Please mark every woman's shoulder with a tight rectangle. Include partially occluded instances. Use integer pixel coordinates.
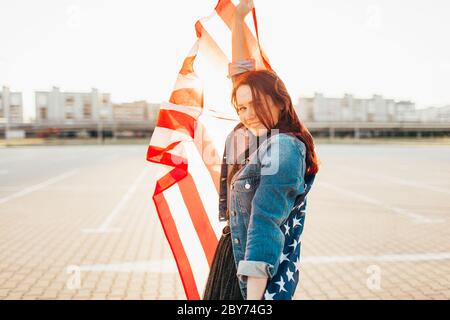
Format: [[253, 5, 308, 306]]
[[257, 133, 306, 177], [267, 133, 306, 156]]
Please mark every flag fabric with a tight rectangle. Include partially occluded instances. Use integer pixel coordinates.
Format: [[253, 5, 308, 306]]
[[263, 174, 315, 300], [146, 0, 272, 300]]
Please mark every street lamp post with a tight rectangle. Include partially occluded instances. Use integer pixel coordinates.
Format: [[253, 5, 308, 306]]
[[4, 103, 10, 147], [5, 117, 9, 147], [0, 118, 7, 146], [97, 109, 108, 144], [97, 116, 102, 144]]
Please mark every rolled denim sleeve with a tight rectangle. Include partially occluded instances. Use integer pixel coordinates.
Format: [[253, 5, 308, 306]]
[[228, 58, 256, 83], [237, 135, 306, 281]]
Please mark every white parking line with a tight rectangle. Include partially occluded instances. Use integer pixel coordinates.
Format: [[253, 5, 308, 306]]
[[302, 252, 450, 264], [75, 259, 178, 273], [339, 166, 450, 195], [0, 169, 79, 205], [102, 154, 119, 162], [319, 181, 445, 224], [48, 155, 79, 163], [81, 167, 149, 234], [68, 252, 450, 275]]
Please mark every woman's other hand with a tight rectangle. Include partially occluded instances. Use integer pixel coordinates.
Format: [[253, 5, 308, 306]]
[[235, 0, 254, 20], [247, 276, 268, 300]]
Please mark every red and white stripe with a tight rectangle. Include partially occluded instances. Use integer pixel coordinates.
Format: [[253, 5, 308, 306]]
[[146, 0, 272, 300]]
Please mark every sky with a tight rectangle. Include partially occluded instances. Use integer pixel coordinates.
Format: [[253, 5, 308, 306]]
[[1, 0, 449, 121]]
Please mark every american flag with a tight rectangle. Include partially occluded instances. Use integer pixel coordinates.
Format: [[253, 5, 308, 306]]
[[263, 174, 315, 300], [146, 0, 272, 300]]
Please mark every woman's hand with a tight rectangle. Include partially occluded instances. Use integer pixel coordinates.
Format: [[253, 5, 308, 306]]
[[247, 276, 268, 300], [232, 0, 252, 62], [235, 0, 254, 20]]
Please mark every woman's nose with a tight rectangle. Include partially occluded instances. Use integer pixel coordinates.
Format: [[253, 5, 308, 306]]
[[245, 105, 256, 119]]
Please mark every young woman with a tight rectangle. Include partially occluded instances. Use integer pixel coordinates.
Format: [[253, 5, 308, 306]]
[[203, 0, 319, 300]]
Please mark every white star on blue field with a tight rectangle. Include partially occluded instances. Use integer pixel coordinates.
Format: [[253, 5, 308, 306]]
[[263, 205, 307, 299]]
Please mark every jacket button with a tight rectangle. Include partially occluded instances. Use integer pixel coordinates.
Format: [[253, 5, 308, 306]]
[[244, 183, 251, 190], [234, 238, 240, 245]]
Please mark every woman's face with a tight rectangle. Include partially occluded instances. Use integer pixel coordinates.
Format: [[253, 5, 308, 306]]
[[235, 84, 280, 136]]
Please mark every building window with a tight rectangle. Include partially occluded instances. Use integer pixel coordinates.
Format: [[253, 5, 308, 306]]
[[40, 108, 47, 120], [10, 105, 20, 112], [65, 96, 75, 105], [83, 103, 92, 119]]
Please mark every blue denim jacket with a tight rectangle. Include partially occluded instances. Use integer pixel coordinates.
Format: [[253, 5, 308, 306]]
[[222, 59, 316, 299], [226, 131, 315, 300]]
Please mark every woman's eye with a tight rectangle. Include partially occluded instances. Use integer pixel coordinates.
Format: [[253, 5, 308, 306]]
[[238, 107, 246, 112]]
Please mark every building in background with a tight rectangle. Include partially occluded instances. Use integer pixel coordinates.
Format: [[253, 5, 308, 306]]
[[35, 87, 113, 124], [417, 105, 450, 123], [113, 101, 159, 121], [296, 93, 417, 123], [0, 86, 24, 124], [147, 103, 160, 128], [113, 100, 149, 122], [394, 100, 419, 122], [112, 101, 160, 127]]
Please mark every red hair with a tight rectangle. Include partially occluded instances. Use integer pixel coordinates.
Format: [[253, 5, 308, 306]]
[[231, 70, 319, 177]]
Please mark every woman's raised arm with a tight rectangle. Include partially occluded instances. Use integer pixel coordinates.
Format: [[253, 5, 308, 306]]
[[232, 0, 254, 62]]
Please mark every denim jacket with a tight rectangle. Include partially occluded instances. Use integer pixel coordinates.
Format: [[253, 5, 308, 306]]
[[221, 59, 316, 299], [223, 130, 315, 300]]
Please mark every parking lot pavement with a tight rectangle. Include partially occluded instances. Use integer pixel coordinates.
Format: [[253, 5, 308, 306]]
[[0, 144, 449, 300]]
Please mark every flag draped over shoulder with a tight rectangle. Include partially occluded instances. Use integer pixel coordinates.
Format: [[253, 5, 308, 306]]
[[146, 0, 272, 300]]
